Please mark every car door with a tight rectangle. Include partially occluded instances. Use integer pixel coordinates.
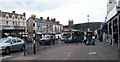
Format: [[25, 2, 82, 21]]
[[10, 38, 17, 51], [16, 38, 23, 50]]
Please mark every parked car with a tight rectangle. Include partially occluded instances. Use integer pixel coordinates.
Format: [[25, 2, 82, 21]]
[[0, 37, 25, 54], [39, 35, 56, 45]]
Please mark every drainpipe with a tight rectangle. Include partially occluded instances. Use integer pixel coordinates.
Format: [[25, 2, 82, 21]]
[[117, 14, 120, 50], [111, 20, 114, 47]]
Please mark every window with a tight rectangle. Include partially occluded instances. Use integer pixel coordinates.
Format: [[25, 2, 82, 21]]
[[33, 23, 35, 27], [15, 22, 17, 26], [22, 16, 25, 21], [11, 39, 17, 43], [23, 22, 24, 26], [17, 15, 20, 20], [13, 22, 14, 25], [6, 21, 8, 25], [16, 39, 22, 42], [5, 14, 9, 19], [12, 15, 15, 20], [18, 22, 20, 26], [5, 39, 11, 43]]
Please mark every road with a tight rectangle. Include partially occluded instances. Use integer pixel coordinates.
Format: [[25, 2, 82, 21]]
[[1, 41, 118, 61], [1, 40, 64, 60]]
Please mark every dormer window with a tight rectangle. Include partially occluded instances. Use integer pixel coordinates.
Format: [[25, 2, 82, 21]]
[[22, 16, 26, 21], [109, 0, 113, 4], [5, 14, 9, 19], [17, 15, 20, 20], [12, 15, 15, 20]]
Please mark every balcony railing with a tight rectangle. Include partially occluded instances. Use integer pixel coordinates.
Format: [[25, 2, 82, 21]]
[[2, 25, 26, 30]]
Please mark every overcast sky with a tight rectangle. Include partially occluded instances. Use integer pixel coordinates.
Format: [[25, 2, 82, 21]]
[[0, 0, 108, 25]]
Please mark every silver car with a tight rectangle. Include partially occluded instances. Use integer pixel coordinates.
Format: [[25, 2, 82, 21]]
[[0, 37, 25, 54]]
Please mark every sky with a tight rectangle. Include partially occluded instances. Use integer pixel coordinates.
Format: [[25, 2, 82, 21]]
[[0, 0, 108, 25]]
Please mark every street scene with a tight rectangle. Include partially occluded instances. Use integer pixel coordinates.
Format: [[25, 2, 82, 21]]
[[0, 0, 120, 62]]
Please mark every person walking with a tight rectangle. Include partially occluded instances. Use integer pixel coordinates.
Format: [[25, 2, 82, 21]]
[[103, 33, 106, 43], [91, 35, 95, 45], [83, 35, 87, 45], [86, 34, 92, 45], [106, 34, 111, 45]]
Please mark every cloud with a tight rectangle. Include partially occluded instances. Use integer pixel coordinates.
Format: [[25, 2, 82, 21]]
[[0, 0, 107, 25]]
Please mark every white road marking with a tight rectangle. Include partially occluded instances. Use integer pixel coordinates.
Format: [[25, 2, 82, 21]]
[[89, 52, 96, 55], [64, 53, 73, 60], [0, 56, 12, 60]]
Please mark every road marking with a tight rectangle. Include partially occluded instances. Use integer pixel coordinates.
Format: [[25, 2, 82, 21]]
[[89, 52, 96, 55], [0, 56, 12, 60], [64, 53, 72, 60]]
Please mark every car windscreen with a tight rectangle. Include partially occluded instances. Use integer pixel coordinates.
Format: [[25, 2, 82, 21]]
[[43, 36, 49, 38], [62, 32, 71, 38], [0, 38, 11, 43]]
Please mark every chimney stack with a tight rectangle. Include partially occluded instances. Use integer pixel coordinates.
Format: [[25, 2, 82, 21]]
[[40, 17, 43, 20], [12, 11, 15, 15], [56, 21, 59, 24], [23, 13, 26, 16]]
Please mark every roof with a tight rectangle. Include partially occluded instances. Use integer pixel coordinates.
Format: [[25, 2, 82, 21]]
[[0, 11, 24, 18], [35, 18, 40, 22], [73, 22, 103, 31]]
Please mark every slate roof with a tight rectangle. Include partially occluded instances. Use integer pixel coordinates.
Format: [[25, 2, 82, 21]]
[[0, 10, 24, 18], [73, 22, 103, 31]]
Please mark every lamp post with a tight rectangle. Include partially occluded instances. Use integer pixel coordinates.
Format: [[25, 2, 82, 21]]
[[87, 15, 89, 28], [87, 15, 89, 23], [31, 14, 36, 54]]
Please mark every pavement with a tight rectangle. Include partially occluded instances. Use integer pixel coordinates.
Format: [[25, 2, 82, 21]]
[[2, 41, 119, 60]]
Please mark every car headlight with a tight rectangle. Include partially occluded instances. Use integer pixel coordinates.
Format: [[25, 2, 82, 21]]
[[0, 46, 5, 49], [0, 46, 3, 49]]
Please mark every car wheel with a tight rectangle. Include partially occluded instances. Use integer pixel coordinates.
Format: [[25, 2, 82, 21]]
[[5, 47, 10, 54]]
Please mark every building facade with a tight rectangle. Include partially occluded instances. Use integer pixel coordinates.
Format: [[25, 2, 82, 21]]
[[106, 0, 120, 50], [0, 10, 27, 38], [26, 17, 63, 38]]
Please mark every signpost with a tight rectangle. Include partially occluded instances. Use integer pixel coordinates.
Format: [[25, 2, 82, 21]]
[[31, 14, 36, 54]]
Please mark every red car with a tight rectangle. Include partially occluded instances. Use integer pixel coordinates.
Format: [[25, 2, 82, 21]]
[[39, 35, 56, 45]]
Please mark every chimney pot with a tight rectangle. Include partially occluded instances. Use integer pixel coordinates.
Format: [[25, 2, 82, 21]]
[[23, 13, 26, 16], [12, 11, 15, 15]]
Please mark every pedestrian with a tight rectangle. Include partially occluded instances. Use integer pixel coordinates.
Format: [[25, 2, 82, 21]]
[[91, 35, 95, 45], [103, 33, 106, 43], [106, 34, 111, 45], [83, 35, 87, 45], [86, 34, 92, 45]]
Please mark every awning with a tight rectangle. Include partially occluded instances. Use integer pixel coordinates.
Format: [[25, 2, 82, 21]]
[[106, 6, 117, 22]]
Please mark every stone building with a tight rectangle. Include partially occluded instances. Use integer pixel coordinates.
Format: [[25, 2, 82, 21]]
[[105, 0, 120, 50], [0, 10, 27, 38], [26, 17, 63, 38]]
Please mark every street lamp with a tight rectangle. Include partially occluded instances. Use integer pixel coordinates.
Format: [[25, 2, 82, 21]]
[[31, 14, 36, 54], [87, 15, 89, 23], [87, 15, 90, 31]]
